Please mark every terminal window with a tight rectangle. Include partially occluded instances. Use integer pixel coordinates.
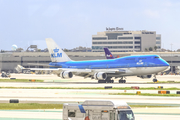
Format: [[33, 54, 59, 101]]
[[92, 37, 107, 40], [135, 41, 141, 44], [156, 41, 161, 44], [156, 37, 161, 40], [106, 33, 123, 40], [135, 37, 141, 39], [118, 37, 133, 39]]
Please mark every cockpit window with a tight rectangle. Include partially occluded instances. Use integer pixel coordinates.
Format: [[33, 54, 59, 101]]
[[118, 111, 134, 120], [155, 57, 159, 58]]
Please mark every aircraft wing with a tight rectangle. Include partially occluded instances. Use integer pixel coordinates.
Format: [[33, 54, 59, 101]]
[[29, 68, 126, 74], [27, 63, 59, 67]]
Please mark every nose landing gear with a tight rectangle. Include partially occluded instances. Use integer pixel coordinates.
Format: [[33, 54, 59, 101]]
[[153, 74, 158, 82]]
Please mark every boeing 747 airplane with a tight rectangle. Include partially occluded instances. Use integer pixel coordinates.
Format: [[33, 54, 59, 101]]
[[21, 38, 169, 83]]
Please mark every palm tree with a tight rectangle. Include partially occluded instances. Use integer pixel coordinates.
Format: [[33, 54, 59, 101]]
[[149, 47, 153, 51], [145, 48, 148, 52], [154, 46, 157, 51]]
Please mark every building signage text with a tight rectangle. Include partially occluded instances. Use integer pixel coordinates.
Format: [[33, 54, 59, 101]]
[[106, 27, 123, 31], [142, 32, 154, 34]]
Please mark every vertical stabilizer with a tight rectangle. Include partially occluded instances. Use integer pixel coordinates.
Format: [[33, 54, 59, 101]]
[[45, 38, 72, 62], [104, 48, 115, 59]]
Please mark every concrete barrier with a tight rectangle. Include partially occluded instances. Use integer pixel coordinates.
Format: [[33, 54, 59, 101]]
[[9, 99, 19, 103], [29, 79, 36, 82], [158, 91, 166, 94], [158, 91, 170, 94], [131, 86, 140, 89], [104, 86, 112, 89], [136, 91, 141, 95], [158, 86, 163, 89], [166, 91, 170, 94]]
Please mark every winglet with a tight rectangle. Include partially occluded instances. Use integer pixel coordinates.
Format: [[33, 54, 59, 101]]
[[104, 48, 115, 59]]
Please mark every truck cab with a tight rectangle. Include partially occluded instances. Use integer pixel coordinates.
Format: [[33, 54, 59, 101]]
[[63, 100, 135, 120]]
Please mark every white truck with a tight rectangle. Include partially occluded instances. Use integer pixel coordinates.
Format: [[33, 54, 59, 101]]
[[63, 100, 135, 120]]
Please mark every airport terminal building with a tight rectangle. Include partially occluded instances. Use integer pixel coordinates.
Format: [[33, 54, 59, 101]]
[[92, 28, 161, 52]]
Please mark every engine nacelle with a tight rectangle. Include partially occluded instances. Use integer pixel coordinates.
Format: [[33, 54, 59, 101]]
[[138, 75, 152, 79], [94, 72, 107, 80], [59, 71, 73, 79]]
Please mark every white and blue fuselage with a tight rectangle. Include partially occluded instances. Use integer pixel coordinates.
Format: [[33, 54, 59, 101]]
[[49, 55, 169, 77]]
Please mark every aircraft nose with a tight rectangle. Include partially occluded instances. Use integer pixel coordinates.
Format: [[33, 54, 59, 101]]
[[161, 59, 169, 66]]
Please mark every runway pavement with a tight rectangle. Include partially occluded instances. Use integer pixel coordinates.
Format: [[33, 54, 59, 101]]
[[0, 82, 180, 88], [1, 74, 180, 88], [2, 74, 180, 83], [0, 108, 180, 120], [0, 89, 180, 105], [0, 74, 180, 119]]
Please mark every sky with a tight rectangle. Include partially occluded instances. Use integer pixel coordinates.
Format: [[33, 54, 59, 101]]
[[0, 0, 180, 50]]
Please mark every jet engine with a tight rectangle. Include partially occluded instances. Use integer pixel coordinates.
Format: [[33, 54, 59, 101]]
[[59, 71, 73, 79], [94, 72, 107, 80], [138, 75, 152, 79]]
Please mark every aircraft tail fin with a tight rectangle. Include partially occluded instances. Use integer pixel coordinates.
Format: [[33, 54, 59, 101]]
[[45, 38, 72, 62], [104, 48, 115, 59]]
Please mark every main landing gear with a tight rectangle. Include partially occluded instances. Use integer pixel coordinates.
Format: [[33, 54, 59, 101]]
[[153, 74, 158, 82], [98, 77, 114, 83], [119, 77, 126, 83]]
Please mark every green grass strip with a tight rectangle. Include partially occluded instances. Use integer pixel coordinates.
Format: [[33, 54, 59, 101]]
[[0, 86, 180, 90], [0, 103, 63, 110], [0, 79, 44, 82], [148, 81, 180, 83], [109, 93, 180, 97], [0, 103, 177, 110]]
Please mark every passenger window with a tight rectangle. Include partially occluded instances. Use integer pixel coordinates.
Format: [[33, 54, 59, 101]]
[[68, 112, 75, 117]]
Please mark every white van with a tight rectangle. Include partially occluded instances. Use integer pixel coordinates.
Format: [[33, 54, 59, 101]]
[[63, 100, 135, 120]]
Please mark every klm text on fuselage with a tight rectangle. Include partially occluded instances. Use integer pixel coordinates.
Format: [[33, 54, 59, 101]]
[[51, 53, 62, 58]]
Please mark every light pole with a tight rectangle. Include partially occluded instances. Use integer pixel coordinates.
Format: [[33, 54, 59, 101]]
[[170, 43, 173, 73]]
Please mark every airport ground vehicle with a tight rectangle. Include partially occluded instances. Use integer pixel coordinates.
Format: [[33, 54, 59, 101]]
[[1, 71, 10, 78], [63, 100, 134, 120]]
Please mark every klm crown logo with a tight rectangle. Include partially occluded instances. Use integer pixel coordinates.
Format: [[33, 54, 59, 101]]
[[51, 48, 62, 58], [53, 48, 59, 53]]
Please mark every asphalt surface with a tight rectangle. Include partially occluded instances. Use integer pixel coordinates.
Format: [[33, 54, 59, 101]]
[[0, 108, 180, 120], [0, 74, 180, 119], [0, 89, 180, 104]]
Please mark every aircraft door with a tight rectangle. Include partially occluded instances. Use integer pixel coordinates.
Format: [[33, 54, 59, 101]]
[[110, 111, 115, 120], [102, 111, 109, 120], [135, 57, 138, 62], [91, 110, 101, 120], [107, 64, 109, 68]]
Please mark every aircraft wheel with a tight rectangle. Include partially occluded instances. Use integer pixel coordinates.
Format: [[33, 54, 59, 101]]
[[99, 80, 106, 83], [98, 80, 103, 83], [111, 80, 114, 83], [119, 80, 123, 83], [106, 80, 111, 83], [119, 80, 126, 83]]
